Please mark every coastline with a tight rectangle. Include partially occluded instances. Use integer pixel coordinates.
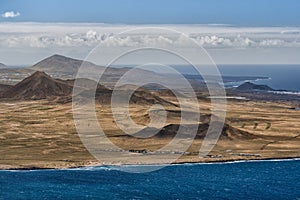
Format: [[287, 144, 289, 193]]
[[2, 156, 300, 171]]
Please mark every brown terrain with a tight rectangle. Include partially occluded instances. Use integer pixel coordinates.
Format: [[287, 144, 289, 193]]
[[0, 55, 299, 170], [0, 71, 73, 100]]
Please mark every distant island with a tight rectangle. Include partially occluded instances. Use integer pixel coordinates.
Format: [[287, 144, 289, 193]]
[[235, 82, 274, 91]]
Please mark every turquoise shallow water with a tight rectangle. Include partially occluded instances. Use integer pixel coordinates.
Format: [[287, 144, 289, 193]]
[[0, 159, 299, 199]]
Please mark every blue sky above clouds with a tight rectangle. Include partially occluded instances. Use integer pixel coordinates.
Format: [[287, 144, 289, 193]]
[[1, 0, 300, 26]]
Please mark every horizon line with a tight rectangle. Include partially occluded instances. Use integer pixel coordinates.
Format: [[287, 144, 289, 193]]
[[1, 22, 300, 28]]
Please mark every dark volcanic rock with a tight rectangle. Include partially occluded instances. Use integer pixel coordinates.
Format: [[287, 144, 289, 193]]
[[236, 82, 273, 91], [0, 71, 73, 100], [80, 87, 177, 106], [0, 84, 11, 92], [134, 122, 254, 140], [0, 70, 178, 108]]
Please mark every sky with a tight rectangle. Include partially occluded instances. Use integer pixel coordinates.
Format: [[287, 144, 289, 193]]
[[0, 0, 300, 65], [1, 0, 300, 26]]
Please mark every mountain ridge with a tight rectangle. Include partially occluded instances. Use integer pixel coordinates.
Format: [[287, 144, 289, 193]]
[[0, 71, 177, 107]]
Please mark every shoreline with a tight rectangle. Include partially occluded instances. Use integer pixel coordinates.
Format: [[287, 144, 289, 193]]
[[2, 156, 300, 171]]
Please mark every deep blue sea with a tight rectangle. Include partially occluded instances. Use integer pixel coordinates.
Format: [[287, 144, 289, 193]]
[[218, 65, 300, 92], [171, 65, 300, 92], [1, 160, 299, 200]]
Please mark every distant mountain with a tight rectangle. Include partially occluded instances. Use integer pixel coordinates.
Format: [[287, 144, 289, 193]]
[[236, 82, 273, 91], [0, 71, 73, 100], [28, 54, 156, 77], [30, 54, 100, 74], [0, 63, 7, 68], [28, 55, 163, 88]]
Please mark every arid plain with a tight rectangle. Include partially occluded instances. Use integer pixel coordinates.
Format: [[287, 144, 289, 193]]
[[0, 92, 300, 169]]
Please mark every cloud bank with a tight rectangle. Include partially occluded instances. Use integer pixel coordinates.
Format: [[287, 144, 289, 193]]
[[0, 23, 299, 65], [0, 23, 299, 49], [1, 11, 20, 18]]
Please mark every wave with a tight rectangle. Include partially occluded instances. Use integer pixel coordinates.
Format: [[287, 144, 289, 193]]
[[207, 96, 247, 100], [193, 157, 300, 165], [60, 157, 300, 170], [3, 158, 300, 172], [268, 91, 300, 95], [223, 77, 271, 88]]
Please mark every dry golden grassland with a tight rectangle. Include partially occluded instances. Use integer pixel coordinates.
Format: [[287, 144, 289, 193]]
[[0, 98, 300, 169]]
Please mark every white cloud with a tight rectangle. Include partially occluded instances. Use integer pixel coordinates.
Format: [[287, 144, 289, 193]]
[[1, 30, 299, 49], [0, 23, 300, 65], [0, 23, 299, 49], [1, 11, 20, 18]]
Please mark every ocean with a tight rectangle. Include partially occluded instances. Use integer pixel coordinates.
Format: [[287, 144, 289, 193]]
[[171, 65, 300, 92], [1, 160, 299, 199], [218, 65, 300, 92]]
